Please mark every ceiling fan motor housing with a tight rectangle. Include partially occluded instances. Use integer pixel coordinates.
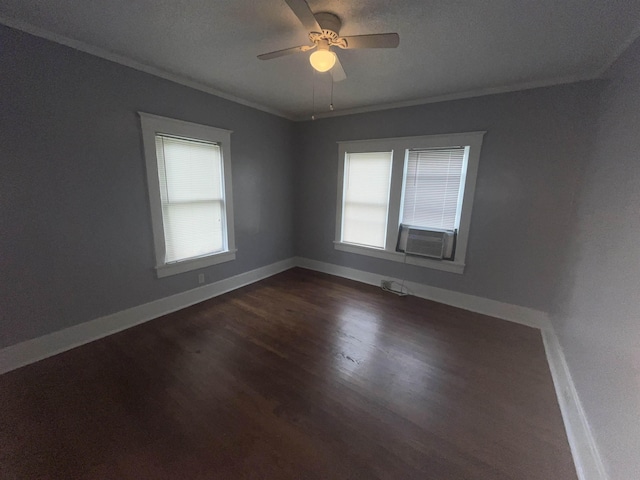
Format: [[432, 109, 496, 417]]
[[315, 12, 341, 35], [309, 12, 347, 48]]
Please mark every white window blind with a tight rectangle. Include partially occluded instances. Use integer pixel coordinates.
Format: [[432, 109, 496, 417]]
[[342, 151, 393, 248], [155, 135, 226, 263], [402, 148, 466, 230]]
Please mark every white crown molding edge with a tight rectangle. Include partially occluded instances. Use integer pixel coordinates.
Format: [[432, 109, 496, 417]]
[[595, 21, 640, 77], [302, 73, 596, 121], [0, 15, 294, 120], [542, 328, 609, 480], [309, 22, 640, 121], [294, 257, 551, 330], [1, 15, 614, 123], [0, 257, 296, 375]]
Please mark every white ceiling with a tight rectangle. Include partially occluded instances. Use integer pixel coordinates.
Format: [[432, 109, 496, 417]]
[[2, 0, 640, 119]]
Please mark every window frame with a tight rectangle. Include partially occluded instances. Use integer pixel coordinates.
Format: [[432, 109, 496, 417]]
[[139, 112, 236, 278], [334, 131, 485, 274]]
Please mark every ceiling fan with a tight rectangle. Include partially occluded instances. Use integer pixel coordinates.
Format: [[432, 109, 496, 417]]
[[258, 0, 400, 82]]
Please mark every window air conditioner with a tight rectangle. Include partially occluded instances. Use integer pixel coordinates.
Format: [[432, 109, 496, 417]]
[[396, 225, 456, 260]]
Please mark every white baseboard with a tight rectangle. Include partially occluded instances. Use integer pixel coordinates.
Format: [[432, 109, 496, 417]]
[[296, 257, 606, 478], [542, 329, 608, 480], [295, 257, 550, 330], [0, 258, 296, 375], [0, 254, 602, 480], [0, 256, 550, 375]]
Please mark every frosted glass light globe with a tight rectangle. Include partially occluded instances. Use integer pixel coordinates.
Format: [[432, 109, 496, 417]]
[[309, 50, 336, 72]]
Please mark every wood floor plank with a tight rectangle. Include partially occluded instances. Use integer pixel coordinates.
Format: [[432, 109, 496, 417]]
[[0, 268, 577, 479]]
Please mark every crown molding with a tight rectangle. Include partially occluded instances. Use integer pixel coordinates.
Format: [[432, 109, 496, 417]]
[[595, 21, 640, 77], [3, 14, 635, 123], [300, 72, 597, 121], [0, 15, 295, 120]]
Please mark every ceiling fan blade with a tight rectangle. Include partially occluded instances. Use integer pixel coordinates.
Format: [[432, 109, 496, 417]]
[[341, 33, 400, 49], [331, 54, 347, 82], [258, 45, 315, 60], [285, 0, 321, 32]]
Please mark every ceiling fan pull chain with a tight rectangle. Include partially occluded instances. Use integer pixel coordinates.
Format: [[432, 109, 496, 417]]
[[330, 74, 334, 111], [311, 69, 316, 120]]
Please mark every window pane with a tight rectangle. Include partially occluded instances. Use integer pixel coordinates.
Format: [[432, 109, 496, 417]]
[[342, 152, 392, 248], [156, 136, 222, 203], [402, 148, 465, 230], [155, 135, 226, 263], [163, 201, 224, 262]]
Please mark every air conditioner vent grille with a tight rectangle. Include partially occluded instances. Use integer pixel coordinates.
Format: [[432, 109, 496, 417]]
[[406, 230, 446, 258], [397, 225, 456, 260]]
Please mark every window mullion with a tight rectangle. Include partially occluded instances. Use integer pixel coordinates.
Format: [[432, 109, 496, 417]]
[[385, 148, 406, 251]]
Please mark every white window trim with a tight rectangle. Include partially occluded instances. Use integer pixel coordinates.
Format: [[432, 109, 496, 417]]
[[335, 131, 485, 274], [139, 112, 236, 278]]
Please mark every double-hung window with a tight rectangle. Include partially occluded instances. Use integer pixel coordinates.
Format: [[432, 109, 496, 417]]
[[335, 132, 484, 274], [139, 113, 236, 278], [342, 151, 393, 248]]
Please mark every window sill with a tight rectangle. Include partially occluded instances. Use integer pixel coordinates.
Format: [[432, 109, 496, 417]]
[[155, 249, 237, 278], [333, 242, 465, 274]]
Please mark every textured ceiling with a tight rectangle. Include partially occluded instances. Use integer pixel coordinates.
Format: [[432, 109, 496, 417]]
[[2, 0, 640, 119]]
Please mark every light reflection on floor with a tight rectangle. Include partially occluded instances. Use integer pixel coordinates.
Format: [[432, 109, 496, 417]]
[[332, 304, 381, 377], [332, 303, 443, 396]]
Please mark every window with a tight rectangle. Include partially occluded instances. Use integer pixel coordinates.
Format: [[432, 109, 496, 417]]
[[402, 148, 466, 230], [139, 113, 236, 278], [342, 152, 393, 248], [335, 132, 484, 274]]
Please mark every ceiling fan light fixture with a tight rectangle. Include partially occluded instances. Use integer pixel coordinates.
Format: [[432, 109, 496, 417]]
[[309, 49, 336, 72]]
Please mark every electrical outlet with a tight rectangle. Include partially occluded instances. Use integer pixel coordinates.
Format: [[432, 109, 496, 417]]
[[198, 273, 205, 284]]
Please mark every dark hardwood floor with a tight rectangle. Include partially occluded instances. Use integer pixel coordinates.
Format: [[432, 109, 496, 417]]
[[0, 268, 576, 479]]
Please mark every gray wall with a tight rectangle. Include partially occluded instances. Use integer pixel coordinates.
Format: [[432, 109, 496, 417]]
[[294, 83, 599, 311], [550, 38, 640, 478], [0, 25, 295, 348]]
